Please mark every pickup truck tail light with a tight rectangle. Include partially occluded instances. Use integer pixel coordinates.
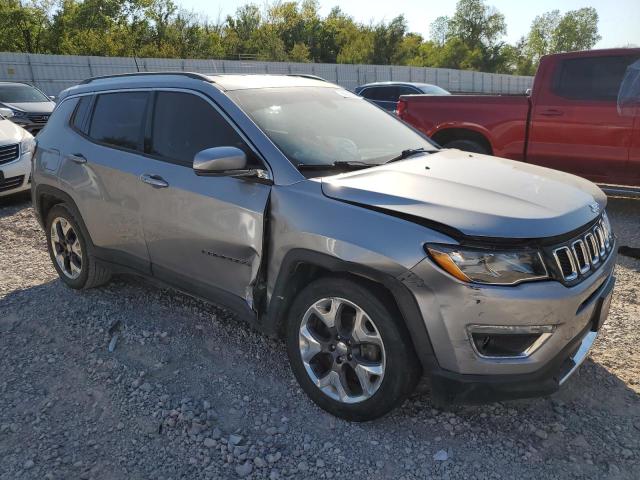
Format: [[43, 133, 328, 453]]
[[396, 99, 407, 117]]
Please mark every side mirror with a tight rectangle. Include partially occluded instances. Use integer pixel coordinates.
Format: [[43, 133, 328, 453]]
[[49, 95, 56, 101], [0, 107, 14, 118], [193, 147, 248, 175]]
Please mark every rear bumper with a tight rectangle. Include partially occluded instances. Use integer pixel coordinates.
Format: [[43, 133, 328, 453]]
[[429, 274, 614, 405]]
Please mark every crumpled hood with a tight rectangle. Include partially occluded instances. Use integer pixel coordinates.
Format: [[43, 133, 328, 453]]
[[0, 101, 55, 114], [321, 150, 606, 239]]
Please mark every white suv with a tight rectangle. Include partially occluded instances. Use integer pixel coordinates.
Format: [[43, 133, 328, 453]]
[[0, 108, 36, 197]]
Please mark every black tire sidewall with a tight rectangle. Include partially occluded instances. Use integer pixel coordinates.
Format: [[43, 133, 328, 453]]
[[286, 277, 419, 421], [45, 204, 90, 289]]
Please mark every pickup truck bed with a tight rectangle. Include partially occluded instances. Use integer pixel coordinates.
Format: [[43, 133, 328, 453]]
[[398, 48, 640, 188], [398, 95, 530, 161]]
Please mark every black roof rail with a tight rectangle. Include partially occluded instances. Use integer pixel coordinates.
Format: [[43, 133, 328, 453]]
[[80, 71, 212, 85]]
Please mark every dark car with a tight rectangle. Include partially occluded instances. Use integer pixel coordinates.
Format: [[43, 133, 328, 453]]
[[355, 82, 450, 111], [0, 82, 56, 135]]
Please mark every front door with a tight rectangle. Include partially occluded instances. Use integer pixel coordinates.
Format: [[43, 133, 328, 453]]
[[138, 90, 271, 311], [527, 54, 640, 185]]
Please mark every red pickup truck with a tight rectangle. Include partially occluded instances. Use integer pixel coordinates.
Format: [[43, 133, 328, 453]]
[[397, 49, 640, 190]]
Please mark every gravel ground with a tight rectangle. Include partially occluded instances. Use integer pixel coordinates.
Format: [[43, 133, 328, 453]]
[[1, 193, 639, 480]]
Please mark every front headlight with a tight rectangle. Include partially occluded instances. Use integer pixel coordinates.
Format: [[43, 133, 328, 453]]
[[11, 109, 27, 118], [426, 244, 548, 285], [20, 135, 36, 156]]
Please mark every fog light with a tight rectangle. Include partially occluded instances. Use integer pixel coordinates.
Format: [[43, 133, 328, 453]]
[[467, 325, 554, 359]]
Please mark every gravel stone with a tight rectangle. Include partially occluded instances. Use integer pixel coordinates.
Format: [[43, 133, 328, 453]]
[[235, 461, 253, 477], [1, 196, 639, 479]]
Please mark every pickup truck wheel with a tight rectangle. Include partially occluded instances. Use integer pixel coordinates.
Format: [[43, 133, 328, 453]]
[[286, 277, 420, 421], [45, 204, 111, 290], [443, 139, 488, 154]]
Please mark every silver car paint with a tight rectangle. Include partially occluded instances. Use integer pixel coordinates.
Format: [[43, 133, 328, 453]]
[[405, 247, 616, 375], [33, 74, 615, 381], [321, 150, 607, 239]]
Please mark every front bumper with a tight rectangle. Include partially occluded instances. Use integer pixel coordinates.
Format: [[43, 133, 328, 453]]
[[428, 274, 614, 405], [0, 152, 31, 197], [402, 236, 616, 404]]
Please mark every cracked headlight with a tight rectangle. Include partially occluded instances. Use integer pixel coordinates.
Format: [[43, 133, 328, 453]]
[[426, 244, 548, 285]]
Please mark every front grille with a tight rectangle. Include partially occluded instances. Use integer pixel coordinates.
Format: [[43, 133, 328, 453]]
[[0, 143, 19, 165], [27, 114, 49, 123], [0, 175, 25, 192], [550, 214, 614, 284]]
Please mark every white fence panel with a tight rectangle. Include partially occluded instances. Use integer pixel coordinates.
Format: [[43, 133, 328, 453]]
[[0, 52, 533, 95]]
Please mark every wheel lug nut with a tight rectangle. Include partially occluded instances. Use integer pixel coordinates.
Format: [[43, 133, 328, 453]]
[[347, 354, 352, 361], [330, 345, 335, 351], [336, 356, 343, 364]]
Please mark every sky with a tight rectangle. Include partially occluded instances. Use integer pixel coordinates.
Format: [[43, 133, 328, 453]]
[[176, 0, 639, 49]]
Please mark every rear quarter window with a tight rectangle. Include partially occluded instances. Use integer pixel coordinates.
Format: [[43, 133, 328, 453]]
[[70, 96, 92, 133], [553, 55, 640, 101], [88, 92, 149, 151]]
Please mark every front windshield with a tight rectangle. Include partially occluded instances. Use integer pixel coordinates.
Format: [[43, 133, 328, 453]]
[[0, 84, 49, 103], [228, 86, 437, 168]]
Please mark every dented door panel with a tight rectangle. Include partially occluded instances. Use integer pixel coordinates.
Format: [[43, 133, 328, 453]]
[[139, 160, 270, 305]]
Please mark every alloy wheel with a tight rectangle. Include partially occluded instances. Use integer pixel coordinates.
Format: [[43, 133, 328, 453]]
[[298, 297, 386, 404], [50, 217, 83, 279]]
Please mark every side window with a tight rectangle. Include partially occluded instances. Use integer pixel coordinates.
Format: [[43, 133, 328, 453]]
[[362, 86, 399, 101], [70, 96, 91, 133], [360, 88, 377, 100], [553, 55, 640, 101], [398, 86, 420, 96], [88, 92, 148, 151], [148, 91, 254, 167]]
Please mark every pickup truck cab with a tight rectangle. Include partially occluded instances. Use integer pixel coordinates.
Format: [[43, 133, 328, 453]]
[[397, 49, 640, 190]]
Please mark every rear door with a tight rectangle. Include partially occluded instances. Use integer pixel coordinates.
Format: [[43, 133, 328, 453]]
[[138, 90, 271, 310], [527, 54, 640, 185], [58, 91, 151, 272]]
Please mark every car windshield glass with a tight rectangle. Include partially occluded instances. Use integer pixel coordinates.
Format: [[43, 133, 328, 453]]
[[0, 84, 49, 103], [420, 85, 450, 95], [228, 87, 437, 168]]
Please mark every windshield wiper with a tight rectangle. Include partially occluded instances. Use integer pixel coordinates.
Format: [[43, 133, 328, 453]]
[[385, 147, 432, 164], [297, 160, 381, 170]]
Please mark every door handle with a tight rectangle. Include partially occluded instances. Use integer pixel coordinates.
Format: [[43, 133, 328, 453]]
[[540, 109, 564, 117], [140, 173, 169, 188], [66, 153, 86, 164]]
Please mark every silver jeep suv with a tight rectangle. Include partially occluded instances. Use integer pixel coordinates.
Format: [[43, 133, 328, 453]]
[[32, 73, 616, 421]]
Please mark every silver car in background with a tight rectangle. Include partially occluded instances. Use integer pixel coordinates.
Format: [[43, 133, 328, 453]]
[[31, 73, 616, 420], [0, 82, 56, 135]]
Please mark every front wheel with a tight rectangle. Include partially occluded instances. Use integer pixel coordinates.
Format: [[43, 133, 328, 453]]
[[286, 277, 420, 421]]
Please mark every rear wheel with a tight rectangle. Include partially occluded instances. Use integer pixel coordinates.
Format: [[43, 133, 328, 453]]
[[443, 139, 488, 154], [45, 204, 111, 289], [286, 277, 420, 421]]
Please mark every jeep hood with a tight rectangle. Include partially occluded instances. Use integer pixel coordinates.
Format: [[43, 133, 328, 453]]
[[320, 150, 606, 239]]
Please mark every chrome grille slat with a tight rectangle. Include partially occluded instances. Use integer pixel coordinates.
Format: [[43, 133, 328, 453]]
[[552, 215, 613, 283], [0, 143, 19, 165], [571, 240, 590, 274]]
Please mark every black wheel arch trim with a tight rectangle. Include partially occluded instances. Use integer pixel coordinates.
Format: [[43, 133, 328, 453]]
[[263, 248, 440, 373]]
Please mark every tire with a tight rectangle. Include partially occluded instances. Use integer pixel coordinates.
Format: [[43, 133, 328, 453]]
[[45, 204, 111, 290], [443, 139, 488, 154], [286, 276, 420, 421]]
